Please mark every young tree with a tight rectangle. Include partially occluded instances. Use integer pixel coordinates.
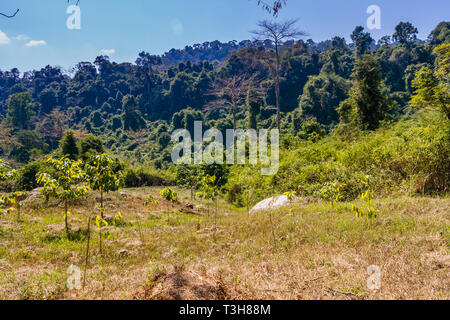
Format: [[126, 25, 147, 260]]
[[175, 164, 202, 200], [60, 130, 79, 160], [37, 157, 90, 235], [7, 92, 36, 130], [85, 153, 124, 217], [252, 19, 305, 131], [197, 175, 220, 242], [0, 160, 17, 216]]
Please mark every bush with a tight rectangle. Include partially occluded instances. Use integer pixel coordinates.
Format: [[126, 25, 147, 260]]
[[124, 166, 173, 188], [16, 159, 48, 191]]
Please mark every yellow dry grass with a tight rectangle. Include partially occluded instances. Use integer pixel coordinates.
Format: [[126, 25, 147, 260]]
[[0, 187, 448, 300]]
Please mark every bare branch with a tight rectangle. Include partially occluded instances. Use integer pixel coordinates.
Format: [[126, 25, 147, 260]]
[[256, 0, 287, 16], [0, 9, 19, 18]]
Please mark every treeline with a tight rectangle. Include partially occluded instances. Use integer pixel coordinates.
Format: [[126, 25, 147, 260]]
[[0, 21, 448, 188]]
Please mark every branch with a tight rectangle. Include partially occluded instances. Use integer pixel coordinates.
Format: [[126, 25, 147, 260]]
[[0, 9, 19, 18]]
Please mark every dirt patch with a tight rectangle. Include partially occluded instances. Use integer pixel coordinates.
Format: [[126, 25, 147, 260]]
[[134, 268, 227, 300]]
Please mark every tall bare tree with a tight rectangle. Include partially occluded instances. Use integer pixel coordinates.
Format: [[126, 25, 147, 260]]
[[252, 19, 305, 131], [205, 74, 260, 130]]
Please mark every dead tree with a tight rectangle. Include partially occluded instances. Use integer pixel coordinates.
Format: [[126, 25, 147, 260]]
[[252, 19, 305, 131], [204, 74, 259, 130]]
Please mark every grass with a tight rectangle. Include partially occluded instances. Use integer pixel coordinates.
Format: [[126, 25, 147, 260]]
[[0, 187, 448, 300]]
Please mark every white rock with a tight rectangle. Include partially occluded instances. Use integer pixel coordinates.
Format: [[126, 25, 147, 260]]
[[250, 195, 295, 214]]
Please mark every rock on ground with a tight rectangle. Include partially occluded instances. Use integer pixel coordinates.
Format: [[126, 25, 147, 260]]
[[250, 195, 296, 214]]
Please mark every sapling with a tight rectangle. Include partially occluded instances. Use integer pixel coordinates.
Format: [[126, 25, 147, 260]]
[[95, 215, 109, 254], [197, 176, 220, 242], [160, 187, 177, 223], [85, 153, 124, 218], [352, 176, 381, 219], [37, 157, 90, 235]]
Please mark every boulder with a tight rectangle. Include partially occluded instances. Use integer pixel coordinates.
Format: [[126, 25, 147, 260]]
[[250, 195, 296, 214]]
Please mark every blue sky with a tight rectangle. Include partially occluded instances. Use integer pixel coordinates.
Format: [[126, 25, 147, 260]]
[[0, 0, 449, 72]]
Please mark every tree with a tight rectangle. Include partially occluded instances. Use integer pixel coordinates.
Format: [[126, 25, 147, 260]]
[[428, 22, 450, 46], [85, 153, 124, 217], [37, 157, 90, 235], [135, 52, 162, 102], [351, 26, 373, 58], [0, 160, 17, 216], [252, 19, 305, 131], [197, 175, 220, 242], [299, 73, 350, 126], [175, 165, 202, 200], [80, 134, 104, 160], [411, 44, 450, 120], [122, 95, 146, 131], [338, 55, 389, 130], [205, 74, 256, 130], [7, 92, 36, 130], [393, 22, 418, 47], [60, 130, 79, 160], [246, 84, 262, 129]]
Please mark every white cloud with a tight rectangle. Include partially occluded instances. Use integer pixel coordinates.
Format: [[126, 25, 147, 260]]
[[0, 30, 10, 45], [100, 49, 115, 56], [170, 18, 184, 36], [25, 40, 47, 47], [14, 34, 30, 41]]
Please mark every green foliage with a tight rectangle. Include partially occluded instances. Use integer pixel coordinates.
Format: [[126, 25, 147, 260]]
[[124, 166, 170, 188], [37, 156, 90, 233], [85, 153, 124, 199], [7, 92, 36, 130], [143, 195, 159, 207], [299, 73, 350, 125], [298, 117, 326, 142], [411, 44, 450, 120], [351, 26, 373, 57], [160, 187, 178, 203], [60, 130, 79, 160], [122, 95, 146, 131], [16, 159, 48, 191], [284, 190, 297, 201], [319, 181, 346, 206], [79, 134, 104, 160], [393, 22, 418, 46], [0, 159, 16, 181], [338, 55, 390, 130], [351, 176, 381, 218]]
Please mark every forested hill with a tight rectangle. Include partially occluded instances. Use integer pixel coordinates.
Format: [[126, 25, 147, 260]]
[[0, 21, 448, 187], [160, 39, 273, 66]]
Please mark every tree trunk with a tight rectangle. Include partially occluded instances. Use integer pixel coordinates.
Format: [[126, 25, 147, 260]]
[[233, 104, 237, 130], [65, 200, 69, 235], [100, 189, 104, 218], [83, 216, 91, 289], [275, 41, 281, 132]]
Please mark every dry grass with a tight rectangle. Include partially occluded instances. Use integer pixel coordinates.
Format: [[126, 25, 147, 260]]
[[0, 187, 448, 300]]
